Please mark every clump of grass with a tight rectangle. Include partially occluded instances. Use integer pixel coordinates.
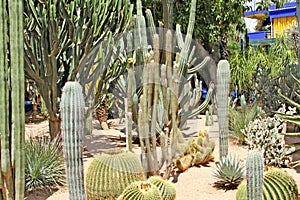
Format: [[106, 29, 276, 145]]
[[25, 136, 65, 191]]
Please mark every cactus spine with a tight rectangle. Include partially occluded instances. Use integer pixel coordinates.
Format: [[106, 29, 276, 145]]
[[0, 0, 25, 199], [85, 151, 146, 200], [246, 150, 264, 200], [217, 60, 231, 159], [60, 81, 86, 199]]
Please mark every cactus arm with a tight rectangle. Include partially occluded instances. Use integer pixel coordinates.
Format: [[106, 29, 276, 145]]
[[60, 82, 86, 199], [217, 60, 230, 159], [187, 56, 210, 74]]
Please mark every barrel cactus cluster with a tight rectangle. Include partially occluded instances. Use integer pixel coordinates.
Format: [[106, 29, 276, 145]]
[[85, 151, 146, 200], [175, 130, 215, 172], [236, 167, 298, 200], [117, 176, 176, 200]]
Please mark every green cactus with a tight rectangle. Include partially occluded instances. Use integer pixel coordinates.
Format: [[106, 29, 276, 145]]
[[148, 176, 176, 200], [217, 60, 231, 159], [60, 81, 86, 199], [246, 150, 264, 200], [236, 167, 298, 200], [117, 181, 162, 200], [85, 151, 146, 200], [0, 0, 25, 198]]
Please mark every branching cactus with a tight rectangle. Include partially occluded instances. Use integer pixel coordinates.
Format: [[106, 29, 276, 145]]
[[246, 150, 264, 200], [60, 81, 86, 199], [85, 151, 146, 200], [216, 60, 231, 159]]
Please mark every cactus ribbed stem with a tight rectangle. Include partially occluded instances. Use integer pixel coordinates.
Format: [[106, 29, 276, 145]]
[[0, 0, 25, 199], [217, 60, 230, 159], [60, 82, 86, 200], [246, 150, 264, 200]]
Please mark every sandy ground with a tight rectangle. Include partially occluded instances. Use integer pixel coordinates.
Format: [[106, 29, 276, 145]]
[[24, 116, 300, 200]]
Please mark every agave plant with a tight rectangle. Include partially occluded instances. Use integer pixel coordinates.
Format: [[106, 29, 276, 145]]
[[25, 137, 65, 191], [213, 155, 244, 190]]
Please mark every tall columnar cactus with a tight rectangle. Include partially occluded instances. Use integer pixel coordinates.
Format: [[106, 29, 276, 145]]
[[246, 150, 264, 200], [85, 151, 146, 200], [236, 167, 299, 200], [117, 181, 162, 200], [216, 60, 231, 159], [148, 176, 176, 200], [60, 81, 86, 199], [0, 0, 25, 199]]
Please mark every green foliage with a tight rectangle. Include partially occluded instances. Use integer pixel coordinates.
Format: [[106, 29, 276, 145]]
[[236, 167, 299, 200], [213, 155, 244, 190], [85, 151, 146, 200], [148, 176, 176, 200], [228, 36, 297, 91], [175, 0, 248, 46], [229, 95, 265, 144], [117, 181, 162, 200], [25, 137, 65, 191], [243, 112, 295, 167]]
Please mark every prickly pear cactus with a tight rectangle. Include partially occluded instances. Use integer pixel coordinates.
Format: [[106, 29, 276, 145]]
[[148, 176, 176, 200], [60, 81, 86, 199], [216, 60, 231, 159], [117, 181, 162, 200], [85, 151, 146, 200], [246, 150, 264, 200], [236, 167, 298, 200]]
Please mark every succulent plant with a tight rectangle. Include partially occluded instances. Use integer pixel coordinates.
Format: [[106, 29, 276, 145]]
[[175, 130, 214, 171], [216, 60, 231, 159], [85, 151, 146, 200], [148, 176, 176, 200], [213, 155, 244, 189], [246, 150, 264, 200], [243, 114, 295, 167], [117, 181, 162, 200], [236, 167, 299, 200], [60, 81, 86, 199]]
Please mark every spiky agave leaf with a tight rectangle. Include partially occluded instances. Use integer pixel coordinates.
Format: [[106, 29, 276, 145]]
[[25, 136, 65, 191], [213, 155, 244, 190]]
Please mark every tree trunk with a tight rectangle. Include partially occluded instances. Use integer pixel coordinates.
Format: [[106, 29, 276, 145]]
[[49, 116, 61, 140]]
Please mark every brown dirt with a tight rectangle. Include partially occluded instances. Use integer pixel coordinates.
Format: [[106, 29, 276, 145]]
[[24, 117, 300, 200]]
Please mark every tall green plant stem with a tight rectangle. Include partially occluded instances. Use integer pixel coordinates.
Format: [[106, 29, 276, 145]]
[[217, 60, 230, 159], [0, 0, 25, 199]]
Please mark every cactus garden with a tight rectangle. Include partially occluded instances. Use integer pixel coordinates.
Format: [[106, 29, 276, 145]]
[[2, 0, 300, 199]]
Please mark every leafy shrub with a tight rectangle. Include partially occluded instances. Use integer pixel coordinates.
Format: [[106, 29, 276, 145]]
[[229, 95, 264, 144], [25, 137, 65, 191]]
